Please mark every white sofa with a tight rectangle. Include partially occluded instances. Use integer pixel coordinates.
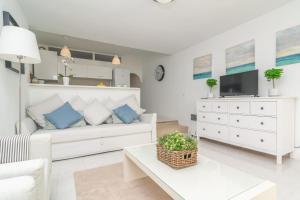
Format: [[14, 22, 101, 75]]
[[25, 113, 156, 161], [26, 84, 157, 161], [0, 134, 51, 200]]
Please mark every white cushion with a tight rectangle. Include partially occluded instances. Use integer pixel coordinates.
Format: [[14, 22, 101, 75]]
[[69, 96, 87, 112], [83, 99, 111, 125], [0, 176, 36, 200], [0, 159, 45, 200], [34, 123, 152, 144], [27, 95, 64, 128], [118, 95, 146, 115]]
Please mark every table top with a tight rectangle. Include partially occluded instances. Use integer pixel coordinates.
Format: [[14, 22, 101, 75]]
[[125, 144, 269, 200]]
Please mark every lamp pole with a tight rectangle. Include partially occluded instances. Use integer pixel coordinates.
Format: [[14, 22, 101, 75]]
[[17, 55, 24, 134]]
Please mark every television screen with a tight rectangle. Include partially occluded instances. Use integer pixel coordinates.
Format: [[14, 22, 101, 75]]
[[220, 70, 258, 97]]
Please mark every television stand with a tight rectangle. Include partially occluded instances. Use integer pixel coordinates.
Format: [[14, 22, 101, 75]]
[[197, 96, 295, 164]]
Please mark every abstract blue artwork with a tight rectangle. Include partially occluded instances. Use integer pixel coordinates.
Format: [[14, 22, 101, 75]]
[[193, 54, 212, 80], [226, 40, 255, 75], [276, 24, 300, 67]]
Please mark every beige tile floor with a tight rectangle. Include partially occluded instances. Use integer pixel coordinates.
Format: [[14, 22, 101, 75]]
[[51, 139, 300, 200]]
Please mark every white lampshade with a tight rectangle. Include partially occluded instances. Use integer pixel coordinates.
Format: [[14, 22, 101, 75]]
[[0, 26, 40, 64], [112, 55, 121, 65], [60, 46, 72, 58]]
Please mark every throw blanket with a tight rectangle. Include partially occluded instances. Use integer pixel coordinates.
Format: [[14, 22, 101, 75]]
[[0, 135, 30, 164]]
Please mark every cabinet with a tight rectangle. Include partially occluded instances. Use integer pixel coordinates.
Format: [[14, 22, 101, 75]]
[[197, 97, 295, 164], [34, 50, 58, 80], [57, 58, 113, 79]]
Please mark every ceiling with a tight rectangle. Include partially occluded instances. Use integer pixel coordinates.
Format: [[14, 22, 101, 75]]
[[18, 0, 292, 54]]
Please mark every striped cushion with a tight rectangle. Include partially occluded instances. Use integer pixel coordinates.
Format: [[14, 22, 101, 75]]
[[0, 135, 30, 164]]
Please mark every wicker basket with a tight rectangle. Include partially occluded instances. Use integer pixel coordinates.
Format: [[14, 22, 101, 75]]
[[156, 144, 197, 169]]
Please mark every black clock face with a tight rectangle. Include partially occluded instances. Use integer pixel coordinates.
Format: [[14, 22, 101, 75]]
[[155, 65, 165, 81]]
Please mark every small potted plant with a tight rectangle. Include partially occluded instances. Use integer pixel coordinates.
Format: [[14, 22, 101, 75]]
[[264, 68, 283, 96], [58, 59, 74, 85], [206, 78, 217, 98], [157, 132, 197, 169]]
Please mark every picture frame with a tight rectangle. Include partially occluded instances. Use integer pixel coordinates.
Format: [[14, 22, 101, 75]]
[[2, 11, 25, 74]]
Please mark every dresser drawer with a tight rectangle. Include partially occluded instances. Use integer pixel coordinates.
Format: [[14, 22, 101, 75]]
[[209, 113, 228, 125], [198, 112, 211, 123], [230, 115, 276, 132], [209, 124, 229, 141], [229, 102, 250, 114], [251, 101, 277, 116], [212, 102, 228, 113], [198, 102, 211, 112], [229, 115, 249, 129], [229, 128, 276, 153], [199, 123, 229, 141], [197, 122, 210, 137], [250, 116, 276, 132]]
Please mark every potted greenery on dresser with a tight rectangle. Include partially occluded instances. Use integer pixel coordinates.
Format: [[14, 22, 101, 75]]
[[206, 78, 217, 98], [157, 132, 197, 169], [264, 68, 283, 96]]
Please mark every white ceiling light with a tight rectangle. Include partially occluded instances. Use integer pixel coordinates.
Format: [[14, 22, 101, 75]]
[[153, 0, 175, 4]]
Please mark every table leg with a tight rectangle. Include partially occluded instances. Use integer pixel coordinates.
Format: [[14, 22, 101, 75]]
[[123, 154, 146, 182]]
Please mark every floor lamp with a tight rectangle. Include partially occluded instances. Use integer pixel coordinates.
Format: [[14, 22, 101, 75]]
[[0, 26, 40, 134]]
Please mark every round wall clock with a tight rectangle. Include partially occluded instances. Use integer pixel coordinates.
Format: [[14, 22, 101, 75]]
[[155, 65, 165, 81]]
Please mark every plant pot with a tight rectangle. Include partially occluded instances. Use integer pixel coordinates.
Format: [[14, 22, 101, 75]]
[[208, 91, 214, 98], [63, 77, 70, 85], [268, 88, 280, 97]]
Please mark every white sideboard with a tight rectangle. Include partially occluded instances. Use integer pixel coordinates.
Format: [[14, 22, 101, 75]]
[[197, 97, 295, 164]]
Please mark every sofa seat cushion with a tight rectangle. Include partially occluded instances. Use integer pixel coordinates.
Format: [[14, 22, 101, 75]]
[[34, 123, 152, 144]]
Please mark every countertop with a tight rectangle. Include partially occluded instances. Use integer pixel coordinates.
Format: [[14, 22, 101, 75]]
[[29, 83, 140, 90]]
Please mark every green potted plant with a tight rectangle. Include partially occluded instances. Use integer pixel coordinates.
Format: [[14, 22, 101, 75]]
[[157, 132, 197, 169], [264, 68, 283, 96], [206, 78, 217, 98]]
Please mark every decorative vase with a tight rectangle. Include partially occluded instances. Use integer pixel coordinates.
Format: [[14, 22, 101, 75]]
[[208, 88, 214, 98], [268, 88, 280, 97], [63, 77, 70, 85]]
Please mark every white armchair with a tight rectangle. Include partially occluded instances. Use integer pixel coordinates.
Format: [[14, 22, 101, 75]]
[[0, 134, 51, 200]]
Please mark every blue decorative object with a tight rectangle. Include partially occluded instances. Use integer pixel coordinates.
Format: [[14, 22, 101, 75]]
[[44, 102, 82, 129], [113, 104, 139, 124]]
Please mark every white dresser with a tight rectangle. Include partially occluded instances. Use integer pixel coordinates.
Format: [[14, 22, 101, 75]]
[[197, 97, 295, 164]]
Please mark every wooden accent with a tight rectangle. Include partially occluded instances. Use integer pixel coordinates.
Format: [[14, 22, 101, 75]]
[[157, 145, 197, 169]]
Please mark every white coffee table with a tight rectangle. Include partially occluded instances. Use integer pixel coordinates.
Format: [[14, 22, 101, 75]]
[[123, 144, 276, 200]]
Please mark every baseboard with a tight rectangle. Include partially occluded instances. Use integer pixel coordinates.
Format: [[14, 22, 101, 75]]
[[291, 148, 300, 160]]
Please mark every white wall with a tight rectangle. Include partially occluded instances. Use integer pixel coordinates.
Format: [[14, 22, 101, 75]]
[[0, 0, 29, 135], [142, 0, 300, 147]]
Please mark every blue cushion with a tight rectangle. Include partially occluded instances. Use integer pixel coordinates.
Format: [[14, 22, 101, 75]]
[[44, 102, 83, 129], [113, 104, 139, 124]]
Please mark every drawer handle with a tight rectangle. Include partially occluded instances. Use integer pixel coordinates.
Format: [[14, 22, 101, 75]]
[[217, 131, 221, 134], [260, 122, 264, 125], [202, 116, 206, 119], [260, 107, 264, 110], [202, 105, 206, 108], [218, 106, 221, 109], [218, 117, 221, 120], [260, 139, 264, 143], [236, 119, 240, 123], [236, 134, 240, 138], [236, 106, 240, 110], [203, 128, 206, 131]]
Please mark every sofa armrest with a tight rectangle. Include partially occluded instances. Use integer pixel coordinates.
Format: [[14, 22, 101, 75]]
[[0, 176, 36, 200], [30, 134, 52, 163], [140, 113, 157, 142], [16, 117, 38, 135], [0, 159, 46, 200]]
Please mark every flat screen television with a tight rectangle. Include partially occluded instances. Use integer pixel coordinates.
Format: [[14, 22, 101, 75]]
[[220, 70, 258, 97]]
